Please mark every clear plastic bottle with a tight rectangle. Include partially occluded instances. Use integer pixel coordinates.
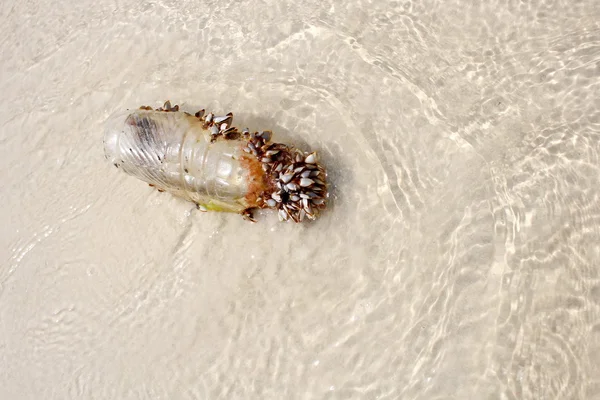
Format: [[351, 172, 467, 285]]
[[104, 102, 328, 222]]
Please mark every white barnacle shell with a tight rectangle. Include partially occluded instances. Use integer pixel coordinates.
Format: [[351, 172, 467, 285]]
[[305, 152, 318, 164], [280, 173, 294, 183], [299, 178, 314, 187]]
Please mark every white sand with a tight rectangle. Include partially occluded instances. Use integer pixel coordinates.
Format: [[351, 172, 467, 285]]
[[1, 0, 600, 398]]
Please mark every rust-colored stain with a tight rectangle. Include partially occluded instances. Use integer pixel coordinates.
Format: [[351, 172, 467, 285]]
[[239, 147, 271, 207]]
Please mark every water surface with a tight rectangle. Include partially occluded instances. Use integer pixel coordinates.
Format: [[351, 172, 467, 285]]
[[1, 0, 599, 399]]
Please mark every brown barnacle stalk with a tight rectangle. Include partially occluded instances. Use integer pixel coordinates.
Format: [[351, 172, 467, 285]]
[[104, 101, 329, 223]]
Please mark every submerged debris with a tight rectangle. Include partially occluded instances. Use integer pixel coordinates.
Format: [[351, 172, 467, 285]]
[[104, 101, 329, 223]]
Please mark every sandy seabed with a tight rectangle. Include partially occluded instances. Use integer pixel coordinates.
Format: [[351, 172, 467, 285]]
[[1, 0, 600, 399]]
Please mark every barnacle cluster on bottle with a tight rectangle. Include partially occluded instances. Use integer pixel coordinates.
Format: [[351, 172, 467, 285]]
[[243, 133, 328, 222], [104, 101, 329, 223]]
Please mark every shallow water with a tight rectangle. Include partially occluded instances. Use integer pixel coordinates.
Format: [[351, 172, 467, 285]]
[[1, 0, 600, 399]]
